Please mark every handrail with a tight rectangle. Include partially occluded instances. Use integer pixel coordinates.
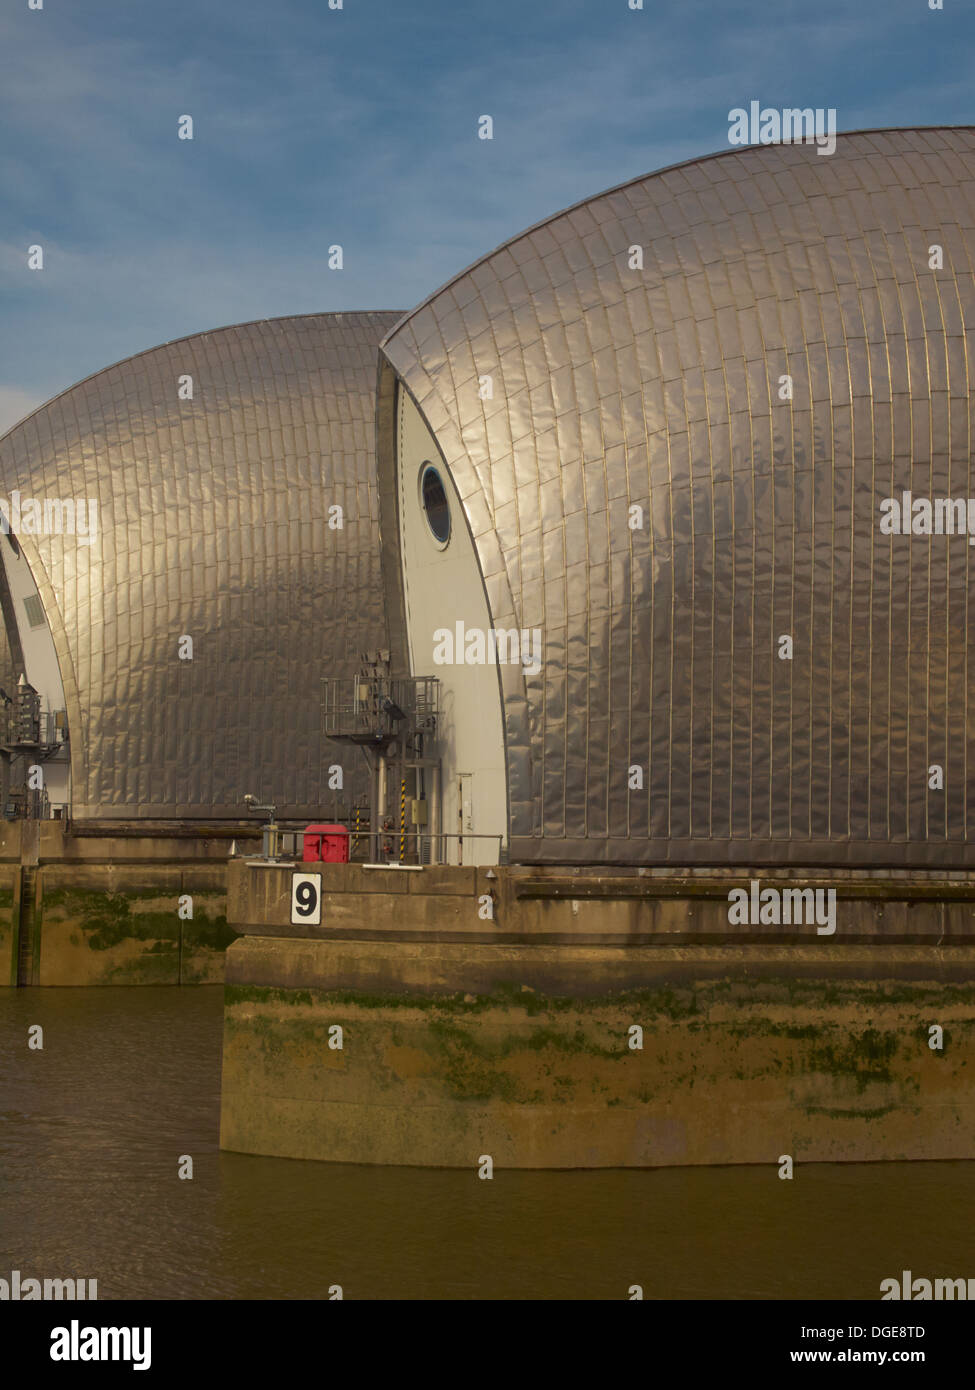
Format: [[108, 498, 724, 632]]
[[272, 827, 503, 867]]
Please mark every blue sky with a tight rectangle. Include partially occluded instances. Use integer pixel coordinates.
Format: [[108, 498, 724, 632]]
[[1, 0, 972, 433]]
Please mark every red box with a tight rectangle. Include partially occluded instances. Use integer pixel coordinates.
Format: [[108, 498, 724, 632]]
[[302, 823, 350, 863]]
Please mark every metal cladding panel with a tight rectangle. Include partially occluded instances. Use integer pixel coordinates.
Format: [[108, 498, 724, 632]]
[[381, 128, 975, 866], [0, 311, 401, 818]]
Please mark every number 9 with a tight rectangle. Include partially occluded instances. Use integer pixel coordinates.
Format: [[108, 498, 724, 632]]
[[295, 881, 317, 916]]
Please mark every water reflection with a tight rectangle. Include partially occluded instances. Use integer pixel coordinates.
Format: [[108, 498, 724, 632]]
[[1, 987, 971, 1299]]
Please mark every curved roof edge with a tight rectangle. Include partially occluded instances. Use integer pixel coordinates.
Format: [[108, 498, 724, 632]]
[[1, 307, 406, 444], [379, 124, 975, 349]]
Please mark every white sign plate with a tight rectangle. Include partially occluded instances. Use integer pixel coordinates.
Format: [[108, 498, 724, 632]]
[[291, 872, 322, 926]]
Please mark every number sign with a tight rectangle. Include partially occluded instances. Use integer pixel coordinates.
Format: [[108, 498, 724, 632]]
[[291, 872, 322, 926]]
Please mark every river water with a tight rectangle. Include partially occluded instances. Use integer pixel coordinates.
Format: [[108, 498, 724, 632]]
[[0, 986, 971, 1300]]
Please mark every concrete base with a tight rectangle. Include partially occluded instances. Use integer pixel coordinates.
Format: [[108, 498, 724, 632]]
[[0, 822, 248, 986], [37, 866, 234, 985], [220, 934, 975, 1169]]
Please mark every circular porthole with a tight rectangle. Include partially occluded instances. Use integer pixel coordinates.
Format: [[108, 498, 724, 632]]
[[419, 463, 451, 547]]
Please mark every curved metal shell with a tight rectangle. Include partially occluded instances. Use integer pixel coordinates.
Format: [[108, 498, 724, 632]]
[[380, 128, 975, 866], [0, 311, 400, 820]]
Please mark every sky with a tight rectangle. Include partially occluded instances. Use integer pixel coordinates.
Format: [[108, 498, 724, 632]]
[[1, 0, 973, 434]]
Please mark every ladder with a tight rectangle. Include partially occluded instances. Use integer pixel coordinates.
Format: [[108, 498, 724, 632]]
[[16, 866, 36, 986]]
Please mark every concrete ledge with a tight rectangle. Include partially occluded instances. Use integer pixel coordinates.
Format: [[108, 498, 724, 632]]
[[41, 863, 182, 893], [39, 821, 257, 861], [220, 935, 975, 1168], [409, 866, 477, 896], [226, 861, 975, 945], [512, 874, 975, 901], [225, 934, 975, 995]]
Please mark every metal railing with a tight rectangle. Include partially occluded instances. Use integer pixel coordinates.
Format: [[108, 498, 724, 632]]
[[364, 831, 505, 867], [252, 828, 504, 867], [0, 704, 68, 749], [322, 675, 440, 742]]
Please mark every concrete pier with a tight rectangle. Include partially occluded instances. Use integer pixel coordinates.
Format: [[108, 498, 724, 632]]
[[219, 861, 975, 1168], [0, 822, 255, 986]]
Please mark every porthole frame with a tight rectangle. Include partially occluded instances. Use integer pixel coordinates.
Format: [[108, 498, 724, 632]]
[[418, 462, 451, 549]]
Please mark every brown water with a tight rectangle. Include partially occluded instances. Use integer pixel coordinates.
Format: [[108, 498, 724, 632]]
[[0, 986, 972, 1300]]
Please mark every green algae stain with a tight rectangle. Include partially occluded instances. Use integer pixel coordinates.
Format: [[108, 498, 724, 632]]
[[225, 980, 701, 1020], [424, 1019, 523, 1103], [43, 888, 237, 956], [221, 976, 972, 1111], [807, 1028, 901, 1093], [182, 905, 238, 953], [76, 893, 175, 951]]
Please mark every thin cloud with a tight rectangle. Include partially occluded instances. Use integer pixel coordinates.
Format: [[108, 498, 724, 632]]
[[0, 0, 971, 418]]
